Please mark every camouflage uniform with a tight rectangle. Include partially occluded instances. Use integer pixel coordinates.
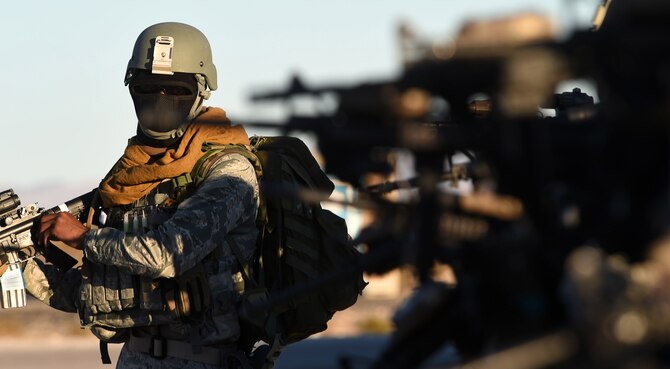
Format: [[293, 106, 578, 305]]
[[25, 152, 259, 368]]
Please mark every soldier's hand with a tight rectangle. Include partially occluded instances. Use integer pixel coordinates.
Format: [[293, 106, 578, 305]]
[[39, 212, 88, 250]]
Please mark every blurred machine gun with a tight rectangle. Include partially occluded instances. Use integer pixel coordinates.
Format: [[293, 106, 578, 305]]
[[0, 189, 94, 308], [242, 1, 670, 368]]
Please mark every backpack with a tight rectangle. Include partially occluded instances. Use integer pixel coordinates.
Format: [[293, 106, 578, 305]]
[[191, 136, 367, 362]]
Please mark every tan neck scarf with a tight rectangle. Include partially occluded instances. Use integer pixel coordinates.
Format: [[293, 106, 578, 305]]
[[99, 107, 250, 208]]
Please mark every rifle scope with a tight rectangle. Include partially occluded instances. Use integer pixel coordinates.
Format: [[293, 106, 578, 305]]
[[0, 189, 20, 216]]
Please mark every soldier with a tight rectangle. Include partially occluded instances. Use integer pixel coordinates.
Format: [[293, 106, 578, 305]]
[[23, 22, 260, 369]]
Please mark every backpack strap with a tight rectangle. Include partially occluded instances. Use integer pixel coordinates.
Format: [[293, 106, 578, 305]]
[[190, 142, 267, 296], [189, 142, 267, 227], [191, 143, 263, 187], [225, 235, 258, 290], [194, 147, 278, 352]]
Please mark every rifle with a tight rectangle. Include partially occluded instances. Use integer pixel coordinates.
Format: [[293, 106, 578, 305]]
[[0, 188, 95, 308]]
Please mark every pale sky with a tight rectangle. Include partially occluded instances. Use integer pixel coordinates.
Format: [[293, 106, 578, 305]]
[[0, 0, 600, 206]]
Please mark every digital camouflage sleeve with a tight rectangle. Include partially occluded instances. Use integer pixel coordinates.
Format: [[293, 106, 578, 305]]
[[24, 153, 259, 333], [23, 257, 81, 312]]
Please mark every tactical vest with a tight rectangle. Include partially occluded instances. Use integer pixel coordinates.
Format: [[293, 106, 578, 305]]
[[79, 157, 250, 344]]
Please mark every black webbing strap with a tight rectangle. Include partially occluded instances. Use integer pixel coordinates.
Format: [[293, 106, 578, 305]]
[[126, 334, 250, 367], [100, 340, 112, 364], [225, 235, 258, 290]]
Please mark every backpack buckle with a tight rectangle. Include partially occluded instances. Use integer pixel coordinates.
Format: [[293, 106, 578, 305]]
[[149, 336, 168, 359]]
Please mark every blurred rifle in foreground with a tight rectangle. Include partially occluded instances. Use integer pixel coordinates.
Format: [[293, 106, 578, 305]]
[[0, 189, 94, 308]]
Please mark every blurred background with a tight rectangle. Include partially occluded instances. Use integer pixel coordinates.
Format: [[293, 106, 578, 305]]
[[0, 0, 599, 205], [0, 1, 607, 368]]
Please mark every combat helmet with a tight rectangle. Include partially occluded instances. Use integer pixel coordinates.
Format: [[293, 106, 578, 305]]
[[125, 22, 218, 142]]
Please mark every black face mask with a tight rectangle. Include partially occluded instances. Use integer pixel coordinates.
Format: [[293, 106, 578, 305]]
[[129, 72, 199, 141]]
